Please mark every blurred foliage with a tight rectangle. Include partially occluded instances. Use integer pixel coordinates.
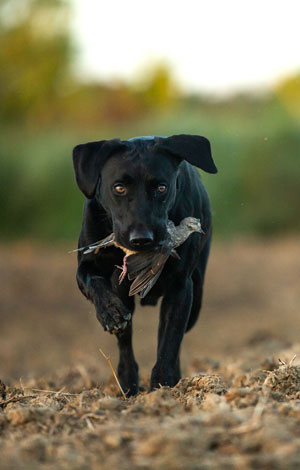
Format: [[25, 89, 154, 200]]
[[0, 0, 299, 240], [275, 74, 300, 118], [1, 97, 299, 241], [0, 1, 177, 127], [0, 0, 73, 124], [133, 63, 179, 109]]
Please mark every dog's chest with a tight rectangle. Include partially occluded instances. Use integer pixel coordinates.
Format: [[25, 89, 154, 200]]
[[94, 246, 124, 269]]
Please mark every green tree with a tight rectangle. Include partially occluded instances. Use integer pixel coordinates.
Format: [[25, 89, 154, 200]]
[[135, 63, 179, 109], [275, 73, 300, 118], [0, 0, 73, 124]]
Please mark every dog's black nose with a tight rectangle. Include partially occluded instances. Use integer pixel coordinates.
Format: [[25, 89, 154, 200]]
[[129, 229, 154, 247]]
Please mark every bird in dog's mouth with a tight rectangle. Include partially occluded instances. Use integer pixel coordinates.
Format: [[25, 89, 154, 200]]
[[70, 217, 204, 298]]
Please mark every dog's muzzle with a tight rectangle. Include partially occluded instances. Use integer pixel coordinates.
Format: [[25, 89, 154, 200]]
[[129, 228, 154, 248]]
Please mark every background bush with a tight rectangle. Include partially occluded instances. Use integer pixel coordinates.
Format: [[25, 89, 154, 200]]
[[0, 0, 299, 241]]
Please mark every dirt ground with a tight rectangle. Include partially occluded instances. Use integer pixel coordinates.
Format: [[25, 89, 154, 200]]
[[1, 238, 300, 469]]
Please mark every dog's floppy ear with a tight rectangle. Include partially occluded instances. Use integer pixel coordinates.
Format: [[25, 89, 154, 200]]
[[73, 139, 127, 198], [155, 134, 217, 174]]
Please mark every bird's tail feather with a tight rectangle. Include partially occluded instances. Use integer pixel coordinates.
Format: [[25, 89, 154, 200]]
[[129, 267, 163, 297]]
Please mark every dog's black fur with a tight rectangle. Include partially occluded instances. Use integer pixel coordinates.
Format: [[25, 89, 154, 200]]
[[73, 134, 217, 396]]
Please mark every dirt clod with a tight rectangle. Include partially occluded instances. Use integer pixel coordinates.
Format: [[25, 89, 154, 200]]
[[1, 240, 300, 469], [2, 350, 300, 469]]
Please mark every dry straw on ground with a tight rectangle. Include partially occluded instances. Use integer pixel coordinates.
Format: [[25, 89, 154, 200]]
[[2, 343, 300, 469]]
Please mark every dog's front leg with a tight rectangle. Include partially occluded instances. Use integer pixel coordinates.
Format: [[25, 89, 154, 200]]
[[116, 323, 139, 396], [151, 277, 193, 389], [110, 268, 139, 396], [77, 261, 133, 334]]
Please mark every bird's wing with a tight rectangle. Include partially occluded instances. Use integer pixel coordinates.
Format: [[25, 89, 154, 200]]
[[128, 239, 174, 296], [83, 233, 115, 254], [127, 239, 173, 280], [129, 266, 163, 298], [69, 233, 115, 255], [170, 249, 180, 260], [126, 251, 155, 280]]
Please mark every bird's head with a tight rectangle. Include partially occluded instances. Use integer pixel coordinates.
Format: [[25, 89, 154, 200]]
[[181, 217, 204, 234]]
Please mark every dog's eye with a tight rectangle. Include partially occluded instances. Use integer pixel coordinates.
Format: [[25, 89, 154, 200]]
[[113, 184, 127, 195], [157, 184, 167, 193]]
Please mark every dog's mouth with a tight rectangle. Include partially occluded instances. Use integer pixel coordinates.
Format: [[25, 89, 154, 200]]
[[114, 223, 168, 253], [115, 233, 159, 253], [130, 239, 153, 249], [118, 239, 156, 253]]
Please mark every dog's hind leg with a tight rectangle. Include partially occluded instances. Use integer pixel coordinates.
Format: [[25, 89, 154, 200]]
[[185, 268, 204, 333], [185, 238, 211, 333]]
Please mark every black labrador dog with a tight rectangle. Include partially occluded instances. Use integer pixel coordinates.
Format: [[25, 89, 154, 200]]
[[72, 134, 217, 396]]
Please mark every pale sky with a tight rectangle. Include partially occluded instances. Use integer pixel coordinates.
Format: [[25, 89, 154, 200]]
[[73, 0, 300, 95]]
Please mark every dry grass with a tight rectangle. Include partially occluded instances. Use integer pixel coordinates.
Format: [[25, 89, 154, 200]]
[[2, 347, 300, 469], [99, 348, 126, 399], [1, 238, 300, 468]]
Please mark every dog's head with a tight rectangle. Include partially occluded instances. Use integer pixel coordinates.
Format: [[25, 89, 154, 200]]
[[73, 135, 217, 251]]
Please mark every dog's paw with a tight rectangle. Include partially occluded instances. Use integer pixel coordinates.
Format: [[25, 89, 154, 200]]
[[150, 363, 181, 390], [96, 297, 132, 334]]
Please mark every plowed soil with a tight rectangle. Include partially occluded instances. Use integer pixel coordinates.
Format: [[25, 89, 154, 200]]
[[1, 238, 300, 469]]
